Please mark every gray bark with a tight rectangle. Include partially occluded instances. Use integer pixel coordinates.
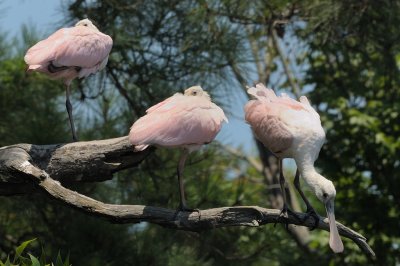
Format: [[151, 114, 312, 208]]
[[0, 137, 151, 194], [0, 137, 375, 258]]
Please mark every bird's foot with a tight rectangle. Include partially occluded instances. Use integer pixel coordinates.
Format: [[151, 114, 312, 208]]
[[303, 207, 320, 231], [275, 204, 301, 230], [253, 208, 265, 222], [172, 203, 201, 220], [178, 203, 200, 214], [72, 134, 79, 142], [279, 205, 289, 220]]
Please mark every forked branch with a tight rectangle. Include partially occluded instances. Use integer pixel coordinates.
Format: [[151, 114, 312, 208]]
[[0, 138, 375, 257]]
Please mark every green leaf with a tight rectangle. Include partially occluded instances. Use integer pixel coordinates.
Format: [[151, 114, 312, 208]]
[[5, 256, 11, 266], [39, 246, 47, 266], [19, 256, 32, 265], [14, 239, 36, 263], [55, 251, 62, 266], [63, 252, 70, 266], [28, 254, 41, 266]]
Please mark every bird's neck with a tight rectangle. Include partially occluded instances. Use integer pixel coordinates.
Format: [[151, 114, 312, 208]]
[[295, 156, 323, 189]]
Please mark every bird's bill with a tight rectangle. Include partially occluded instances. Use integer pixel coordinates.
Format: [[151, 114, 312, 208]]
[[325, 200, 344, 253]]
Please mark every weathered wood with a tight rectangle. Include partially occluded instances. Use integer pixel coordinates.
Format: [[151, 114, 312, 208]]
[[31, 161, 375, 257], [0, 138, 375, 257], [0, 137, 151, 185]]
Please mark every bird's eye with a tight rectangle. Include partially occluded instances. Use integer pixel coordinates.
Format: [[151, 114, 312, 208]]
[[192, 91, 197, 95], [323, 193, 328, 198], [83, 23, 88, 26]]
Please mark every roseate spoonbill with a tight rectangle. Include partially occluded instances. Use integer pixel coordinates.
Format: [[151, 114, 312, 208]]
[[129, 86, 228, 211], [244, 83, 344, 253], [24, 18, 113, 141]]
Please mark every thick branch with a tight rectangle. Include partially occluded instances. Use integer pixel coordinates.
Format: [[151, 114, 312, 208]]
[[0, 137, 151, 194], [36, 166, 375, 257], [0, 139, 375, 257]]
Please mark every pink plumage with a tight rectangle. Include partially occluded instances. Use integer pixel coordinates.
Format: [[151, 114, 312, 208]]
[[129, 86, 228, 151], [244, 83, 344, 253], [129, 86, 228, 211], [24, 18, 113, 141], [244, 83, 319, 158], [24, 18, 113, 85]]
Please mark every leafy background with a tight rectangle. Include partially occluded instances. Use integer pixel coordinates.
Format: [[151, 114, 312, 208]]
[[0, 0, 399, 265]]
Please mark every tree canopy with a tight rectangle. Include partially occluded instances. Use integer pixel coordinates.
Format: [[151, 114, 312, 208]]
[[0, 0, 398, 265]]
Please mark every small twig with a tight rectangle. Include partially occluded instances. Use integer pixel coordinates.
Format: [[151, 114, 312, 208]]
[[271, 26, 301, 97], [218, 143, 263, 172], [107, 67, 142, 116]]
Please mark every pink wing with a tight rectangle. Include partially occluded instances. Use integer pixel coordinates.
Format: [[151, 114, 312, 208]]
[[245, 100, 293, 155], [246, 83, 324, 156], [24, 26, 113, 70], [248, 83, 305, 110], [145, 93, 184, 114], [129, 95, 227, 151]]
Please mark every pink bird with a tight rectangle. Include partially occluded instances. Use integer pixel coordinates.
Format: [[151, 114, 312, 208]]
[[24, 18, 113, 141], [129, 86, 228, 211], [244, 83, 344, 253]]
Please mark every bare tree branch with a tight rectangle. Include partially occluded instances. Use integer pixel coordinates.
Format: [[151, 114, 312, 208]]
[[106, 66, 143, 116], [271, 26, 301, 97], [218, 144, 263, 173], [0, 137, 151, 194], [0, 138, 375, 257]]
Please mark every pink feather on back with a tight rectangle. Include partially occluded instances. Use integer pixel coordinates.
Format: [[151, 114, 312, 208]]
[[245, 83, 312, 156], [129, 89, 228, 151], [245, 100, 293, 155], [24, 22, 113, 83], [247, 83, 306, 110]]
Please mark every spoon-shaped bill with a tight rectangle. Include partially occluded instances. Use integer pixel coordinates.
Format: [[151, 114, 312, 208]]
[[325, 200, 344, 253]]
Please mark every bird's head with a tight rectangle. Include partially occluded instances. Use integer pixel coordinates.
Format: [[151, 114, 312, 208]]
[[314, 177, 336, 203], [75, 19, 99, 31], [313, 175, 344, 253], [184, 86, 211, 101]]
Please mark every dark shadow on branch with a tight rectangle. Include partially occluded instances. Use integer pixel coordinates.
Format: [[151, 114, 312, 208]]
[[0, 138, 375, 258]]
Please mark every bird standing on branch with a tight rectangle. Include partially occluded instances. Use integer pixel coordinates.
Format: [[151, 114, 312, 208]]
[[24, 18, 113, 141], [129, 86, 228, 212], [244, 83, 344, 253]]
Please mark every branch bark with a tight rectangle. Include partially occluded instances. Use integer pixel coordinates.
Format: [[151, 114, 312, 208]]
[[0, 137, 151, 194], [0, 138, 375, 258]]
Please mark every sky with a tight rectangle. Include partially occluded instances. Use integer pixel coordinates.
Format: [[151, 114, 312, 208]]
[[1, 0, 63, 38], [0, 0, 257, 154]]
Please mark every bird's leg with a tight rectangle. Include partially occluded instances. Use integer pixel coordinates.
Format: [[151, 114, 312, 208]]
[[276, 159, 300, 228], [278, 159, 290, 218], [177, 149, 189, 210], [293, 169, 320, 230], [65, 84, 78, 142], [176, 149, 200, 214]]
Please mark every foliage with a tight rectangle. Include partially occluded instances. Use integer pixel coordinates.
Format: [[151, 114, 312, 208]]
[[0, 239, 70, 266], [301, 0, 400, 264], [0, 0, 399, 265]]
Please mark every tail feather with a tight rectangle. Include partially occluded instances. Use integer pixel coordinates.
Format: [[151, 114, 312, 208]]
[[247, 83, 277, 100], [299, 95, 311, 106], [134, 144, 149, 152]]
